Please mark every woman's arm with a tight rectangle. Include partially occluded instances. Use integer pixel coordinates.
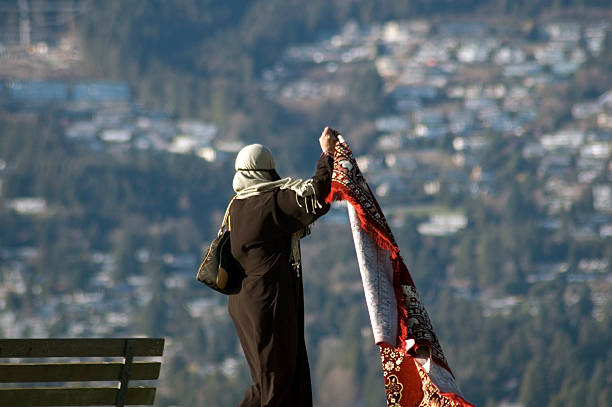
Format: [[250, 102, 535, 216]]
[[273, 127, 338, 232]]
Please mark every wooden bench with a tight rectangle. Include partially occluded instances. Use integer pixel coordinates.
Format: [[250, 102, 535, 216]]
[[0, 338, 165, 406]]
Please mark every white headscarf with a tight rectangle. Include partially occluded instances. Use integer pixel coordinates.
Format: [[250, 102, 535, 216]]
[[232, 144, 323, 214]]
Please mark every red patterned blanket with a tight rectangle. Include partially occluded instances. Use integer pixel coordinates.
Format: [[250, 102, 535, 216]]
[[326, 136, 473, 407]]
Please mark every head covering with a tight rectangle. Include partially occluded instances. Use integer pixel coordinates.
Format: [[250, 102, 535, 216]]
[[232, 144, 281, 194], [232, 144, 322, 214]]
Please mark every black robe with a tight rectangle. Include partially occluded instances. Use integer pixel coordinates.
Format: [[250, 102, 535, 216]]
[[228, 155, 333, 406]]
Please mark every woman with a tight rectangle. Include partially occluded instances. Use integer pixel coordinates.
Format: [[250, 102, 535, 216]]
[[228, 127, 337, 406]]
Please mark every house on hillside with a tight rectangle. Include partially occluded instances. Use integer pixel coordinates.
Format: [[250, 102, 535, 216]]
[[375, 115, 410, 133], [456, 41, 491, 64], [6, 81, 68, 105], [540, 130, 585, 151], [597, 112, 612, 129], [376, 133, 406, 151], [177, 120, 218, 140], [417, 213, 468, 236], [502, 62, 542, 78], [544, 21, 581, 43], [6, 197, 48, 215], [584, 22, 610, 56], [413, 109, 447, 139], [593, 185, 612, 212], [71, 82, 130, 104], [572, 102, 601, 119], [100, 128, 132, 144], [384, 151, 418, 172], [492, 46, 526, 65], [215, 139, 245, 153], [577, 156, 606, 184], [65, 121, 98, 140]]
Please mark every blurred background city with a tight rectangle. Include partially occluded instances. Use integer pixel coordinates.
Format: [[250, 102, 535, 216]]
[[0, 0, 611, 406]]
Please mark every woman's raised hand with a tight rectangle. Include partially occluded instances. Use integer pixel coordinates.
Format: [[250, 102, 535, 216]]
[[319, 126, 339, 155]]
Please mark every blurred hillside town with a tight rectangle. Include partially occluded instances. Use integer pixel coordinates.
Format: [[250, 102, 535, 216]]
[[1, 12, 612, 404]]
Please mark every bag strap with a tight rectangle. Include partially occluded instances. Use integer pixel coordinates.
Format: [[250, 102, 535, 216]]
[[218, 196, 237, 236]]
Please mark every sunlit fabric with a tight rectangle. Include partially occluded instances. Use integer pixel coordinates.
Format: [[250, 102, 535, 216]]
[[326, 136, 473, 407]]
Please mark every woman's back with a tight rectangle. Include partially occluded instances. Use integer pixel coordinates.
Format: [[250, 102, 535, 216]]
[[226, 129, 337, 406]]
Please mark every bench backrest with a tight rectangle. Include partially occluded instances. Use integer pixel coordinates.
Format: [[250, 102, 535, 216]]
[[0, 338, 165, 406]]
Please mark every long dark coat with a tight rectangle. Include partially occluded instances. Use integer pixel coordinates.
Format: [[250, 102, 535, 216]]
[[228, 155, 333, 407]]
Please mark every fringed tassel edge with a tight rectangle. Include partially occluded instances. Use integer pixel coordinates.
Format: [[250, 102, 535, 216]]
[[326, 186, 397, 254], [328, 182, 454, 376], [327, 144, 473, 407], [326, 183, 412, 346]]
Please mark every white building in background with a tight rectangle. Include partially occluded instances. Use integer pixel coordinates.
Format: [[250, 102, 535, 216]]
[[381, 21, 411, 44], [177, 120, 218, 140], [600, 224, 612, 238], [580, 142, 611, 159], [456, 42, 489, 64], [197, 147, 218, 162], [65, 121, 98, 139], [100, 129, 132, 143], [597, 112, 612, 129], [584, 22, 610, 56], [572, 102, 601, 119], [375, 116, 410, 133], [417, 213, 468, 236], [540, 130, 585, 150], [6, 197, 48, 215], [593, 185, 612, 212], [215, 140, 245, 153], [598, 90, 612, 107], [168, 135, 211, 155], [544, 21, 581, 43]]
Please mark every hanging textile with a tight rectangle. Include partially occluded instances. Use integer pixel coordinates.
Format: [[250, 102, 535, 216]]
[[326, 136, 473, 407]]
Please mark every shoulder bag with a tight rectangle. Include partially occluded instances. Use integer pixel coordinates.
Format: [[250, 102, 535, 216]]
[[196, 197, 244, 294]]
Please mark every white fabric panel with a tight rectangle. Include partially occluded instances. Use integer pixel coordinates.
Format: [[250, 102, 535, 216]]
[[347, 204, 397, 344]]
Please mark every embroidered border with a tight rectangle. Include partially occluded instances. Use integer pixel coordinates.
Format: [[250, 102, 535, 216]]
[[329, 137, 474, 407]]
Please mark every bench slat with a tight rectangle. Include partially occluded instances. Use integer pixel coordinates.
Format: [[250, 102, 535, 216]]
[[0, 387, 156, 406], [0, 339, 164, 358], [0, 362, 161, 382]]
